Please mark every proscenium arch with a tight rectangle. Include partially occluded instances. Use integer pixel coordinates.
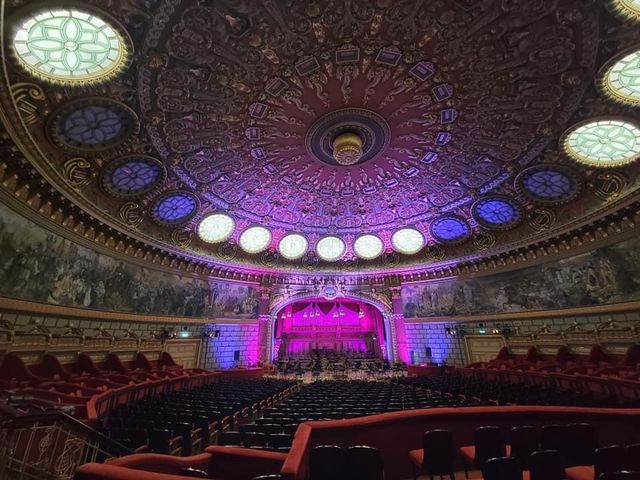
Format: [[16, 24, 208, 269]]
[[267, 291, 398, 363]]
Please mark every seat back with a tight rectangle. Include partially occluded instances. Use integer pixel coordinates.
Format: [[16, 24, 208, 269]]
[[595, 446, 628, 478], [481, 456, 521, 480], [540, 424, 570, 464], [509, 426, 539, 469], [567, 423, 599, 466], [599, 473, 640, 480], [626, 444, 640, 472], [422, 429, 454, 475], [345, 445, 383, 480], [529, 450, 565, 480], [309, 445, 345, 480], [474, 426, 507, 464]]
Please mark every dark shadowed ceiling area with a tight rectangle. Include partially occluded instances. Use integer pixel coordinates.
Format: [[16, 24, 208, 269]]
[[0, 0, 639, 277]]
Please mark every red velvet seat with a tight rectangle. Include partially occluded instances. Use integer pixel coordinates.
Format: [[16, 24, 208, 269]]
[[460, 426, 508, 472], [409, 429, 455, 480]]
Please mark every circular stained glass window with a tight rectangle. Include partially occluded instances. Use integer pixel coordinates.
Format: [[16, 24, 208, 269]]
[[612, 0, 640, 20], [472, 197, 522, 230], [316, 236, 346, 262], [602, 49, 640, 105], [278, 234, 308, 260], [239, 226, 272, 254], [517, 165, 581, 205], [12, 8, 128, 85], [391, 228, 425, 255], [101, 155, 165, 198], [197, 214, 235, 244], [48, 98, 137, 152], [354, 234, 384, 260], [430, 216, 471, 244], [150, 191, 198, 225], [562, 118, 640, 167]]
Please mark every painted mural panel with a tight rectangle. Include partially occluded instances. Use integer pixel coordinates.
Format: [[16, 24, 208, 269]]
[[0, 203, 258, 317], [402, 235, 640, 318]]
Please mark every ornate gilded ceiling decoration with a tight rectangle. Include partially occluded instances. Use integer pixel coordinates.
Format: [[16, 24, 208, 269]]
[[2, 0, 640, 276]]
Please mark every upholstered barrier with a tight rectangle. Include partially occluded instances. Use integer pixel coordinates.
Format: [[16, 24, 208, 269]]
[[215, 368, 266, 380], [75, 447, 287, 480], [281, 406, 640, 480]]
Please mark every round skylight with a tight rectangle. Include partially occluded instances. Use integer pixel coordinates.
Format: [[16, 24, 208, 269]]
[[602, 49, 640, 105], [197, 214, 235, 244], [612, 0, 640, 20], [430, 216, 471, 244], [562, 118, 640, 167], [473, 197, 521, 230], [13, 8, 128, 84], [391, 228, 425, 255], [316, 236, 346, 262], [278, 234, 308, 260], [354, 234, 384, 260], [239, 226, 271, 254]]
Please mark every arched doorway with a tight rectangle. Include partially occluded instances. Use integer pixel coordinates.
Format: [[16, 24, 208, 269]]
[[267, 293, 398, 363]]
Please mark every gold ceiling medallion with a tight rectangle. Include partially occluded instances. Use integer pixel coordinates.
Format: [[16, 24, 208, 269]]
[[171, 229, 193, 248], [473, 231, 496, 251], [217, 242, 238, 260], [332, 132, 364, 165], [527, 207, 557, 232], [62, 158, 94, 188], [592, 172, 628, 201], [119, 202, 144, 228], [261, 250, 278, 267], [10, 82, 46, 126]]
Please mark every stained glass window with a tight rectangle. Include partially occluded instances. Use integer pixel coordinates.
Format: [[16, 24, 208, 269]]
[[101, 156, 164, 198], [152, 192, 198, 224], [63, 105, 124, 146], [239, 226, 272, 254], [354, 234, 384, 260], [278, 234, 308, 260], [430, 216, 470, 243], [563, 119, 640, 167], [391, 228, 424, 255], [198, 214, 235, 243], [13, 8, 127, 84], [614, 0, 640, 20], [473, 198, 521, 229], [520, 168, 576, 203], [603, 49, 640, 105], [317, 236, 346, 262]]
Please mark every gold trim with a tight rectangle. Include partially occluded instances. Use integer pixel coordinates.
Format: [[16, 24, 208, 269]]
[[599, 46, 640, 106]]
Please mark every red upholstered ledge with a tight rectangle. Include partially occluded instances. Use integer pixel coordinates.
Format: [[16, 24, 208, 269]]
[[75, 447, 287, 480]]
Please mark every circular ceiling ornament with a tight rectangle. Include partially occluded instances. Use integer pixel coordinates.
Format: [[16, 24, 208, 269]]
[[197, 213, 235, 244], [305, 108, 391, 166], [430, 216, 471, 245], [100, 155, 165, 198], [600, 47, 640, 105], [562, 118, 640, 167], [12, 7, 130, 85], [391, 228, 425, 255], [239, 226, 272, 254], [316, 236, 346, 262], [48, 98, 138, 152], [353, 234, 384, 260], [472, 196, 522, 231], [150, 191, 199, 226], [610, 0, 640, 20], [516, 165, 583, 205], [278, 233, 308, 260]]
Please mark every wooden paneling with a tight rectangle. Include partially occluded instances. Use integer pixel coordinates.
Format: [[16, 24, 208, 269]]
[[465, 335, 506, 364], [164, 339, 202, 369]]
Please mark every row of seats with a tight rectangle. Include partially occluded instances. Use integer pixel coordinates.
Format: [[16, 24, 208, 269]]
[[408, 423, 640, 480], [100, 379, 297, 455]]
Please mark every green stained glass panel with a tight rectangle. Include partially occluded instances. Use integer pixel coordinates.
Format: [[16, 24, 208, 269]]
[[605, 50, 640, 104], [565, 119, 640, 166]]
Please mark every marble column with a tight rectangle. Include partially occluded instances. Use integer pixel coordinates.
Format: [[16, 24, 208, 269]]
[[257, 288, 271, 364], [391, 287, 409, 363]]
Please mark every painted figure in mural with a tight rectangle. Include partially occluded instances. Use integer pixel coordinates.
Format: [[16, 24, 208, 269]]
[[0, 204, 259, 317]]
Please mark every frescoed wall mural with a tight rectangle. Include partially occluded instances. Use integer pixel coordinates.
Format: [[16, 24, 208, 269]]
[[402, 235, 640, 318], [0, 202, 259, 318]]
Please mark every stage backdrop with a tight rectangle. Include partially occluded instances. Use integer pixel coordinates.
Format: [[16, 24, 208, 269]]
[[0, 202, 258, 318], [402, 235, 640, 318]]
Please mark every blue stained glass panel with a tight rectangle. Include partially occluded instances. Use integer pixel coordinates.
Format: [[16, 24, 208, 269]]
[[111, 161, 160, 192], [153, 193, 197, 223], [431, 216, 470, 242], [63, 105, 123, 145], [522, 170, 573, 200], [475, 198, 518, 226]]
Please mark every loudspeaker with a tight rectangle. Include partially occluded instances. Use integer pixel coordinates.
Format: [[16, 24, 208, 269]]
[[233, 350, 240, 361], [425, 347, 432, 357]]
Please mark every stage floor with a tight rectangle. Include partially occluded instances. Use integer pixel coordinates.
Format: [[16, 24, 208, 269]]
[[267, 370, 408, 383]]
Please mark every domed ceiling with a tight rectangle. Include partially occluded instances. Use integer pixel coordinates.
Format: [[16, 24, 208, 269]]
[[1, 0, 640, 277]]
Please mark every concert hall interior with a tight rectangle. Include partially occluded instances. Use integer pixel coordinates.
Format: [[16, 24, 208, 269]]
[[1, 1, 640, 479]]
